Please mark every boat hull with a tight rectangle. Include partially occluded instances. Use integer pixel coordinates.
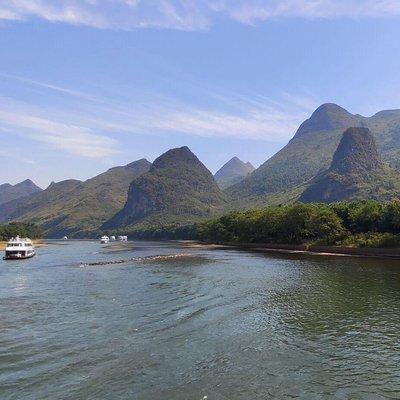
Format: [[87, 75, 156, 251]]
[[3, 251, 36, 260]]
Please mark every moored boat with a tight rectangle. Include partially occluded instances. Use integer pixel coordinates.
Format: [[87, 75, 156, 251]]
[[110, 236, 116, 241], [3, 236, 36, 260], [100, 236, 109, 244]]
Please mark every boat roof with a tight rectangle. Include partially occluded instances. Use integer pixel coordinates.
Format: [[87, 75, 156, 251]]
[[7, 236, 33, 244]]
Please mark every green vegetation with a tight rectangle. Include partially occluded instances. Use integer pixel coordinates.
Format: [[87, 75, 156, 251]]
[[3, 104, 400, 239], [149, 201, 400, 248], [0, 222, 42, 241], [0, 159, 151, 238], [197, 201, 400, 247], [228, 104, 400, 205], [104, 146, 226, 230], [300, 127, 400, 203]]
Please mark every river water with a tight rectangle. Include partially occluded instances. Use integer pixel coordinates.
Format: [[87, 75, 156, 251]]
[[0, 240, 400, 399]]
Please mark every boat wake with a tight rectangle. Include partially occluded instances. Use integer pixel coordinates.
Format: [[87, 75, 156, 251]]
[[80, 253, 194, 267]]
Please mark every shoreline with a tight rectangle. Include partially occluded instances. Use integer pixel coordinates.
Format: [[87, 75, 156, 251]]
[[179, 241, 400, 260]]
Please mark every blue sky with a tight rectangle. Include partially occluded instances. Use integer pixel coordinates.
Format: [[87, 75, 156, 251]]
[[2, 1, 400, 187]]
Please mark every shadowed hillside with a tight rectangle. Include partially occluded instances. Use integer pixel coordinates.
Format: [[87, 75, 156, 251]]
[[300, 127, 400, 202], [0, 179, 42, 205], [104, 146, 226, 231], [228, 103, 400, 204], [0, 159, 151, 237]]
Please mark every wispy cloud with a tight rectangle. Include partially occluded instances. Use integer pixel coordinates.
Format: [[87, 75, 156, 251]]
[[1, 1, 400, 31], [0, 73, 96, 100], [118, 95, 313, 141], [0, 72, 318, 158], [0, 97, 119, 158]]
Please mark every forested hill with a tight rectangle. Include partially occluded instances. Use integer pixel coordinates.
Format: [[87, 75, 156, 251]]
[[228, 103, 400, 203], [0, 179, 42, 205], [0, 159, 151, 238], [299, 127, 400, 203], [104, 146, 226, 231]]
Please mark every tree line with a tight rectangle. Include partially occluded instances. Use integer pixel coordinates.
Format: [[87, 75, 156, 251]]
[[0, 222, 43, 241], [130, 200, 400, 248], [195, 201, 400, 247]]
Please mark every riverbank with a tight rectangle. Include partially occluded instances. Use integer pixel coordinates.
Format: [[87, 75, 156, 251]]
[[180, 241, 400, 260]]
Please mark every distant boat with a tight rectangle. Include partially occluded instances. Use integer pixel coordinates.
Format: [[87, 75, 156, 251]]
[[100, 236, 109, 244], [63, 236, 68, 240], [4, 236, 36, 260], [118, 235, 128, 242], [110, 236, 116, 241]]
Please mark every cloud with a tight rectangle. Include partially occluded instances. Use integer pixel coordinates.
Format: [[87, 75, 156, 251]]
[[227, 0, 400, 25], [0, 73, 319, 161], [124, 97, 311, 141], [1, 0, 400, 31], [0, 73, 96, 100], [47, 86, 315, 142], [0, 97, 119, 158]]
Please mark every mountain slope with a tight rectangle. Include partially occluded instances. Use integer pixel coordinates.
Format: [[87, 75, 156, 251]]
[[0, 179, 42, 205], [228, 103, 400, 203], [214, 157, 255, 189], [300, 127, 400, 202], [0, 159, 151, 237], [104, 147, 226, 230]]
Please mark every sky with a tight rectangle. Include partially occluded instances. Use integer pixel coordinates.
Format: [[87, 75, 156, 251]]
[[2, 1, 400, 188]]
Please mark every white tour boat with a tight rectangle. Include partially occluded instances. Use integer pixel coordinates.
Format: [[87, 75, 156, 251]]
[[118, 235, 128, 242], [100, 235, 109, 244], [4, 236, 36, 260]]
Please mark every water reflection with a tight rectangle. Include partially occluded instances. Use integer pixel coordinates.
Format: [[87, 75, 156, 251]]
[[12, 272, 29, 295]]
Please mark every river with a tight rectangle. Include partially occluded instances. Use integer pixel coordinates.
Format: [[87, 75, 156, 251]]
[[0, 240, 399, 399]]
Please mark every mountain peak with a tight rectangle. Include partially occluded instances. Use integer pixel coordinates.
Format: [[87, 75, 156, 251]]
[[17, 179, 42, 191], [294, 103, 361, 138], [214, 157, 255, 189], [371, 109, 400, 120], [104, 147, 225, 229], [0, 179, 42, 206], [315, 102, 348, 113], [299, 127, 386, 203], [151, 146, 198, 171], [126, 158, 150, 168], [331, 127, 381, 174]]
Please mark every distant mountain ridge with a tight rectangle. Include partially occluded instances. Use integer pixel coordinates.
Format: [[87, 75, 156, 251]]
[[214, 157, 255, 189], [228, 103, 400, 204], [0, 179, 42, 205], [0, 159, 151, 237], [104, 146, 226, 231], [3, 102, 400, 238]]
